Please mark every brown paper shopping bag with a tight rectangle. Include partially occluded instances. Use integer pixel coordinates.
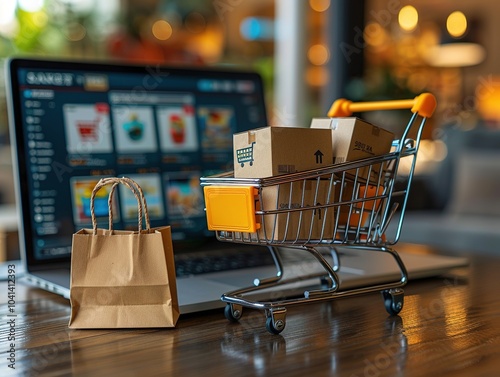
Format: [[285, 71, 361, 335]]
[[69, 177, 179, 329]]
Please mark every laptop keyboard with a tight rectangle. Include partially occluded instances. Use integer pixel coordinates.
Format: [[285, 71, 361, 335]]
[[174, 247, 275, 277]]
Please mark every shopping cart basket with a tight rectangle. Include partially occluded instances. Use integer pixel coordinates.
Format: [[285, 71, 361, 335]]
[[200, 93, 437, 334]]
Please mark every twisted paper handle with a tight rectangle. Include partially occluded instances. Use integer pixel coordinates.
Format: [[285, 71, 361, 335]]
[[90, 177, 151, 235]]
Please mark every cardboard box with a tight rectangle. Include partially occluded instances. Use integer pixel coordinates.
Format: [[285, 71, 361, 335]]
[[256, 179, 382, 242], [234, 126, 334, 178], [336, 181, 385, 227], [256, 179, 338, 241], [310, 117, 394, 183]]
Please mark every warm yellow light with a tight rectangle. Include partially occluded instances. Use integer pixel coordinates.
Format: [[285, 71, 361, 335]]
[[364, 22, 388, 47], [426, 43, 485, 67], [447, 11, 467, 38], [309, 0, 330, 12], [418, 140, 448, 162], [185, 26, 224, 63], [305, 66, 329, 87], [152, 20, 173, 41], [476, 77, 500, 122], [398, 5, 418, 32], [308, 44, 329, 65]]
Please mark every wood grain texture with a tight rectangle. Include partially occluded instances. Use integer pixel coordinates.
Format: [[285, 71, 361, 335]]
[[1, 244, 500, 377]]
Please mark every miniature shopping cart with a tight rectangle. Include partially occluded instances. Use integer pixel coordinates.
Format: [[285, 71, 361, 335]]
[[201, 93, 437, 334]]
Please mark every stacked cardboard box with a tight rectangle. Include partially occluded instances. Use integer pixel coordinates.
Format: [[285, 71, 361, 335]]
[[311, 117, 394, 183], [256, 179, 335, 241], [229, 122, 393, 241]]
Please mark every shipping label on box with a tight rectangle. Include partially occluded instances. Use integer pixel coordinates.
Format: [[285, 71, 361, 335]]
[[310, 117, 394, 183], [234, 126, 334, 178]]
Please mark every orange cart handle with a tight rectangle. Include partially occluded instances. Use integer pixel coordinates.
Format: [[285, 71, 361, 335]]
[[327, 92, 437, 119]]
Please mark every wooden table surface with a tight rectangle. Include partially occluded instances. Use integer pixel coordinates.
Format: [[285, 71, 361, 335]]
[[1, 243, 499, 377]]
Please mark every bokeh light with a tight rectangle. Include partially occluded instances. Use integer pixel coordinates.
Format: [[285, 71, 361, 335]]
[[0, 1, 17, 26], [308, 44, 329, 65], [18, 0, 44, 13], [447, 11, 467, 38], [364, 22, 389, 48], [309, 0, 330, 12], [398, 5, 418, 32], [152, 20, 173, 41], [66, 23, 86, 41], [306, 66, 329, 86]]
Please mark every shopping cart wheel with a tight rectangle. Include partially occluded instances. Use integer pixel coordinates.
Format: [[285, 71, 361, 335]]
[[382, 288, 404, 316], [224, 304, 243, 322], [265, 308, 286, 335]]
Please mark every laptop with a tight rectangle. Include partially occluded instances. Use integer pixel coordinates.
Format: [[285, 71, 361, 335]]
[[5, 57, 468, 314]]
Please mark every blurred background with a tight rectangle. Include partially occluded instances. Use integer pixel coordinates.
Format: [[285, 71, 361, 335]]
[[1, 0, 499, 254]]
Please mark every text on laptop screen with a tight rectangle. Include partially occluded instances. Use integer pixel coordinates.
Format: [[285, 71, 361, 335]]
[[10, 61, 267, 262]]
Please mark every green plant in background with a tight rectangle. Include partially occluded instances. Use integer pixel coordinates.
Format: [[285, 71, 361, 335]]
[[0, 0, 118, 139], [14, 9, 50, 54], [0, 0, 118, 59], [2, 2, 60, 57], [0, 2, 56, 139]]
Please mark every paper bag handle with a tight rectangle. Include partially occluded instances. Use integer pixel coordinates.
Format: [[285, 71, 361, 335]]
[[105, 177, 151, 231], [90, 177, 151, 235]]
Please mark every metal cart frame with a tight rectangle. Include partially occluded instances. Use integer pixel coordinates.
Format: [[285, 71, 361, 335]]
[[200, 93, 437, 334]]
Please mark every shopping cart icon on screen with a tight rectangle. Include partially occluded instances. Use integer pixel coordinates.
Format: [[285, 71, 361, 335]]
[[236, 142, 255, 167]]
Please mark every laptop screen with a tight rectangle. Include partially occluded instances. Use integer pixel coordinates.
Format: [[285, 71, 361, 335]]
[[6, 58, 267, 267]]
